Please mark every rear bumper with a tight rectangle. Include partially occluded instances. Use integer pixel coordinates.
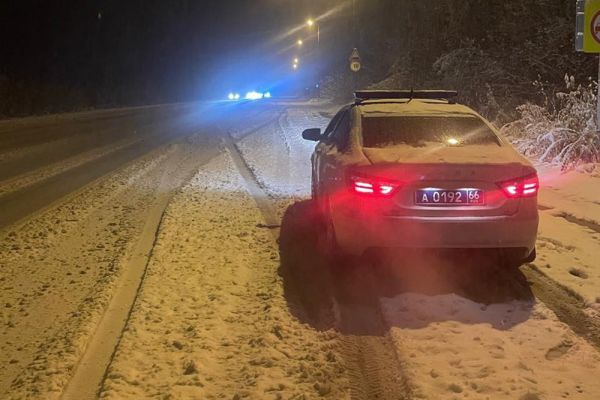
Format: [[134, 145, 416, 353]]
[[332, 209, 538, 257]]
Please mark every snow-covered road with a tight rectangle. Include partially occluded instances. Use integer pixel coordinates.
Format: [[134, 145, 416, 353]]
[[1, 101, 600, 399]]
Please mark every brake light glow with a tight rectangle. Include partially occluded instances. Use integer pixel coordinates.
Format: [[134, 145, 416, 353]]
[[354, 181, 374, 194], [349, 174, 401, 197], [497, 173, 539, 198], [380, 185, 395, 195]]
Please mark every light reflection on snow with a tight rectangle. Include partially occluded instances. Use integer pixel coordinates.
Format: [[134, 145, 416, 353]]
[[381, 293, 531, 330]]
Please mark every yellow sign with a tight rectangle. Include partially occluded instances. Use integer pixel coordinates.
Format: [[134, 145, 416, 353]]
[[584, 0, 600, 52]]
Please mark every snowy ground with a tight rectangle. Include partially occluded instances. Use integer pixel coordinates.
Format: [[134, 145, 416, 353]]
[[235, 108, 321, 199], [94, 104, 600, 399], [0, 144, 176, 397], [535, 165, 600, 307], [1, 101, 600, 399], [383, 294, 600, 399], [0, 105, 224, 398], [100, 152, 347, 399], [257, 107, 600, 399]]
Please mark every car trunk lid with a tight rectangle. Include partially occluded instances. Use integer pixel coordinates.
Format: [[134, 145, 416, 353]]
[[355, 146, 533, 217]]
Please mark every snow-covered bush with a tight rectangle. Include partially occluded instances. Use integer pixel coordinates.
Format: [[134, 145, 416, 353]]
[[502, 76, 600, 170]]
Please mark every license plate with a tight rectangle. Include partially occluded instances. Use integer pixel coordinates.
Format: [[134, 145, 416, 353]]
[[415, 189, 484, 206]]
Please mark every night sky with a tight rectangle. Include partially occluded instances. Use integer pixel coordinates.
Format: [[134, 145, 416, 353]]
[[1, 0, 350, 104]]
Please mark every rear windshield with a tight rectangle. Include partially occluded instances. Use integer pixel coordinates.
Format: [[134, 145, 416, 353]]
[[361, 116, 499, 148]]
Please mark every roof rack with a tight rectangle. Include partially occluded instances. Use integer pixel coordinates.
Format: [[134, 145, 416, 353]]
[[354, 90, 458, 104]]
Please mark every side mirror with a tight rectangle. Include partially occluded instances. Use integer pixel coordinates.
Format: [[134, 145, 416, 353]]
[[302, 128, 322, 142]]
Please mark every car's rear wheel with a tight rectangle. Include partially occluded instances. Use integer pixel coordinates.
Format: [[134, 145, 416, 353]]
[[311, 175, 318, 200], [498, 248, 534, 269], [317, 212, 339, 257], [523, 248, 536, 263], [311, 178, 325, 222], [317, 198, 354, 269]]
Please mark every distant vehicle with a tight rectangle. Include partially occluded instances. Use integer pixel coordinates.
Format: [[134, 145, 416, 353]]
[[303, 90, 538, 267], [228, 91, 271, 101]]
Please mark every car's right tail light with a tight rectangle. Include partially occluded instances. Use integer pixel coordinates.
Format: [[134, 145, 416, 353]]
[[497, 173, 539, 198]]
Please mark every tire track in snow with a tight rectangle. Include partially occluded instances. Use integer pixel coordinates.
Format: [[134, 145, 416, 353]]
[[222, 132, 280, 231], [60, 132, 224, 400], [224, 125, 414, 400], [552, 211, 600, 234], [522, 264, 600, 351], [330, 267, 415, 400]]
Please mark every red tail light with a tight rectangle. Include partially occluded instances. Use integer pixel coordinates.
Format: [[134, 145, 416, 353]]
[[348, 174, 401, 197], [497, 173, 539, 198]]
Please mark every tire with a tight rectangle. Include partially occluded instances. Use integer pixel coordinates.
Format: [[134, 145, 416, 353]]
[[498, 249, 530, 270], [523, 248, 536, 263], [311, 178, 325, 225], [316, 199, 354, 269], [317, 214, 340, 259]]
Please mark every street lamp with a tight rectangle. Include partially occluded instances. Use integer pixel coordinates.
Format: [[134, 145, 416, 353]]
[[294, 57, 299, 64], [297, 39, 303, 46], [306, 18, 319, 45], [293, 63, 298, 70]]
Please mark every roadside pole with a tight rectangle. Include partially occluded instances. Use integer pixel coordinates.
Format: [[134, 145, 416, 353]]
[[349, 48, 361, 93], [350, 0, 360, 93]]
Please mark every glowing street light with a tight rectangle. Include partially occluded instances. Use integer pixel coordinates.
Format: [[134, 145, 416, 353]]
[[306, 18, 319, 45], [297, 39, 303, 46], [293, 63, 298, 70], [293, 57, 299, 64]]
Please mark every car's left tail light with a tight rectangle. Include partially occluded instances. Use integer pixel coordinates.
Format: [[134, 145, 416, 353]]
[[348, 174, 401, 197], [497, 173, 539, 198]]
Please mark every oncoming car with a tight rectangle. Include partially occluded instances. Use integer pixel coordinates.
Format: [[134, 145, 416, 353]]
[[302, 90, 539, 267]]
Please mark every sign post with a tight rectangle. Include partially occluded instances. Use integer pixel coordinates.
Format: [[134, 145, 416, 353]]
[[349, 48, 361, 93], [576, 0, 600, 130], [349, 48, 361, 73]]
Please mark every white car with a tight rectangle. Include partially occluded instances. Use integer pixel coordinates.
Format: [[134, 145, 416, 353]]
[[303, 90, 538, 267]]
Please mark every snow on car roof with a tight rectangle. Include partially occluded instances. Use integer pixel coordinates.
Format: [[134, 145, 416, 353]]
[[357, 99, 477, 117]]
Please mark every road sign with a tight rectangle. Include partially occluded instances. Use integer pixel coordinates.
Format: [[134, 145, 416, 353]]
[[349, 48, 361, 73], [577, 0, 600, 53], [591, 10, 600, 44], [576, 0, 600, 132]]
